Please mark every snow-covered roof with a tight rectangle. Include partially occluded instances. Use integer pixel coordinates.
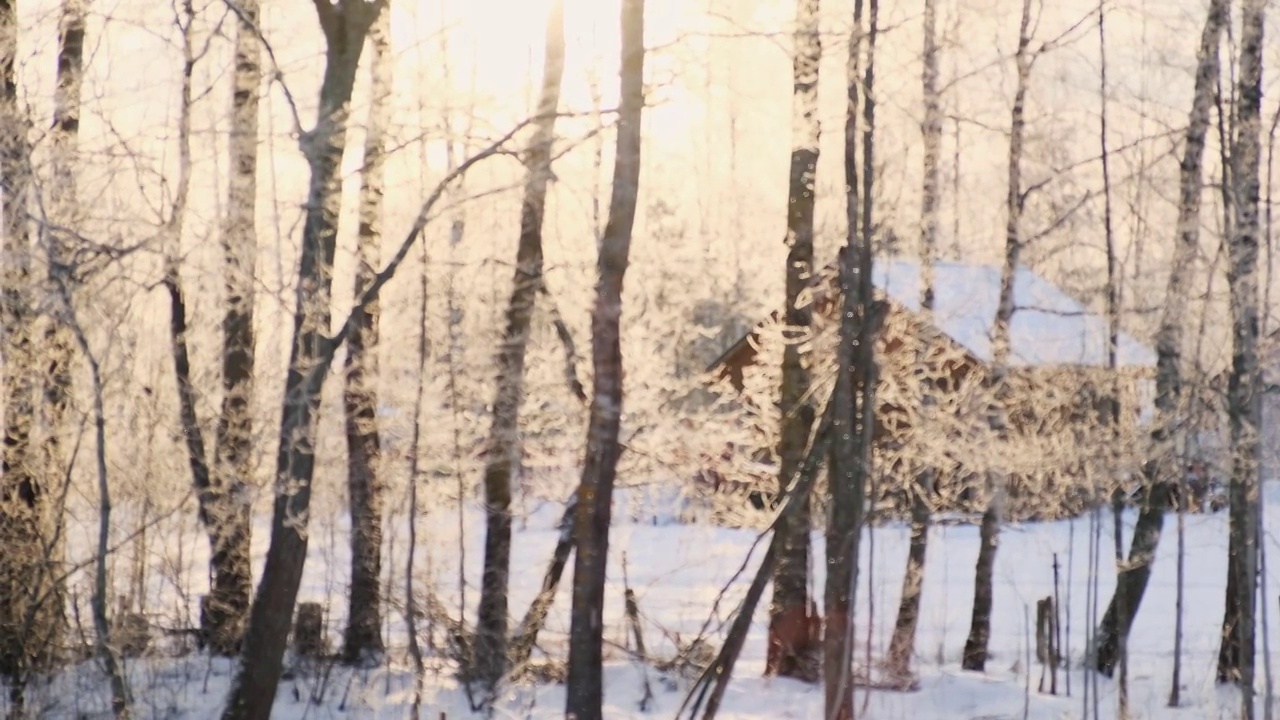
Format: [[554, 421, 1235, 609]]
[[872, 258, 1156, 369]]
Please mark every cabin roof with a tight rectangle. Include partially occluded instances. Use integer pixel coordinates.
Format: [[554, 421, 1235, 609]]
[[873, 258, 1155, 368]]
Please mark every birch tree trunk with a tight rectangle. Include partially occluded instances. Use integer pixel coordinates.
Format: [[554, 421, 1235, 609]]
[[205, 0, 260, 657], [962, 0, 1032, 672], [1218, 3, 1264, 711], [341, 5, 389, 667], [1093, 0, 1225, 678], [222, 2, 383, 716], [886, 0, 941, 680], [564, 1, 645, 716], [473, 0, 566, 690], [769, 0, 821, 682]]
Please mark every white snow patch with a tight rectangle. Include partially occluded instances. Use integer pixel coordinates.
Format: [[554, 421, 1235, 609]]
[[874, 259, 1157, 368]]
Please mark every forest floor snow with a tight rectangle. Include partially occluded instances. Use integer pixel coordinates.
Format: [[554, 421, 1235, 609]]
[[11, 483, 1280, 719]]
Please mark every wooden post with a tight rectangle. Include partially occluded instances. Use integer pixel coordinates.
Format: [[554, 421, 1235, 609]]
[[1036, 595, 1059, 694], [1052, 554, 1062, 695]]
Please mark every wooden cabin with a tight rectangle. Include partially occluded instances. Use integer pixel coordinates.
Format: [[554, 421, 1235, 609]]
[[699, 258, 1157, 522]]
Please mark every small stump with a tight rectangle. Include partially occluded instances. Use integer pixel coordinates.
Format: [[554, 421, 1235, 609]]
[[115, 612, 151, 658], [293, 602, 327, 658]]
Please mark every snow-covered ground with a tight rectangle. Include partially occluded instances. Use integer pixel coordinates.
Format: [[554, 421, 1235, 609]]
[[10, 483, 1280, 719]]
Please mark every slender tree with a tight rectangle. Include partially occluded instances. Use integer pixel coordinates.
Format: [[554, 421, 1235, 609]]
[[1096, 4, 1130, 712], [222, 2, 386, 716], [857, 0, 878, 708], [162, 0, 259, 659], [962, 0, 1032, 672], [1218, 2, 1264, 712], [205, 0, 261, 656], [341, 4, 390, 666], [564, 0, 645, 716], [1093, 0, 1227, 679], [823, 0, 863, 712], [769, 0, 822, 682], [473, 0, 566, 691], [886, 0, 941, 680]]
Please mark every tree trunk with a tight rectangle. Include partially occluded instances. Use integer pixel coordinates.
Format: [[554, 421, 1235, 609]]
[[887, 471, 931, 677], [563, 1, 645, 716], [681, 394, 838, 720], [161, 0, 253, 661], [0, 0, 55, 695], [962, 0, 1031, 673], [205, 0, 261, 657], [1093, 481, 1168, 675], [474, 0, 566, 690], [221, 3, 382, 717], [341, 6, 389, 667], [40, 1, 83, 426], [770, 0, 821, 683], [37, 3, 85, 642], [76, 318, 132, 717], [1093, 0, 1225, 679], [1095, 3, 1130, 707], [509, 494, 576, 672], [886, 0, 940, 681], [1218, 3, 1264, 710], [823, 0, 862, 711]]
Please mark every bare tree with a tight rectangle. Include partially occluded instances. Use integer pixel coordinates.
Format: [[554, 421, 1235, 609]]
[[1093, 0, 1227, 680], [205, 0, 261, 657], [961, 0, 1033, 672], [1096, 5, 1130, 714], [159, 0, 257, 661], [1218, 2, 1264, 713], [473, 0, 566, 692], [52, 260, 132, 719], [823, 0, 864, 713], [222, 2, 386, 716], [564, 0, 646, 716], [218, 3, 539, 713], [769, 0, 822, 682], [341, 4, 389, 667], [886, 0, 941, 681]]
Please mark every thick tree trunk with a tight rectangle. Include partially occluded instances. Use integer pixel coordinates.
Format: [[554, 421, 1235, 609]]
[[770, 0, 821, 683], [341, 6, 389, 667], [205, 0, 260, 657], [474, 0, 566, 689], [1094, 482, 1168, 675], [563, 1, 645, 716], [0, 0, 55, 694], [222, 4, 382, 718], [1217, 3, 1264, 710], [962, 0, 1031, 672]]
